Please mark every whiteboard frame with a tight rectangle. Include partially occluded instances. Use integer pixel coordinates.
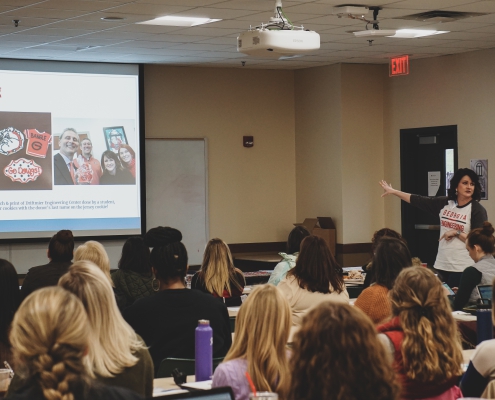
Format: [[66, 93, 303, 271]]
[[145, 138, 209, 265]]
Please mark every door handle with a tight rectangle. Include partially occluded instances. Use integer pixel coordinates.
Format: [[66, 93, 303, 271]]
[[414, 224, 440, 230]]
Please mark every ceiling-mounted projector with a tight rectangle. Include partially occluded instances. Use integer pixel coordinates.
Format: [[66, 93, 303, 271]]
[[237, 0, 320, 59]]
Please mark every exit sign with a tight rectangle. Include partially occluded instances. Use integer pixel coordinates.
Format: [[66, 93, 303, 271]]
[[390, 55, 409, 76]]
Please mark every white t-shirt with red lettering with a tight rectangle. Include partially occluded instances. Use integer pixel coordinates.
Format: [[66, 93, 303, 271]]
[[436, 200, 472, 272]]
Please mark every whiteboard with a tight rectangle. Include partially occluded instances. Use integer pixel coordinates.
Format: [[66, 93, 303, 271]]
[[145, 139, 208, 265]]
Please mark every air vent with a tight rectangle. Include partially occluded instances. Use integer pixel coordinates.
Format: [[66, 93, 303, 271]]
[[397, 10, 487, 23]]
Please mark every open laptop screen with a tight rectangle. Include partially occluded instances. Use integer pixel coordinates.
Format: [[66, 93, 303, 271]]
[[477, 285, 493, 304], [157, 387, 234, 400]]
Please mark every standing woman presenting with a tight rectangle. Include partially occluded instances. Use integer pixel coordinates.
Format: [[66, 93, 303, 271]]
[[380, 168, 487, 287]]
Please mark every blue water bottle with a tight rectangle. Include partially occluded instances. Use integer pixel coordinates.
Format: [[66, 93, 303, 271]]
[[195, 319, 213, 381], [476, 303, 493, 344]]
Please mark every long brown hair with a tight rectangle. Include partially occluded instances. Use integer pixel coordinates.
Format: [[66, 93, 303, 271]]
[[287, 235, 344, 294], [199, 238, 244, 296], [289, 302, 400, 400], [389, 267, 463, 382], [223, 285, 290, 398], [467, 221, 495, 254]]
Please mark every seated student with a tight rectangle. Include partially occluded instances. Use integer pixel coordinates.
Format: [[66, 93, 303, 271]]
[[123, 227, 232, 374], [191, 238, 245, 306], [20, 230, 74, 300], [378, 267, 463, 400], [73, 240, 126, 311], [7, 287, 142, 400], [0, 259, 20, 368], [355, 237, 412, 324], [460, 276, 495, 397], [212, 285, 290, 400], [268, 226, 310, 286], [362, 228, 407, 288], [288, 302, 400, 400], [453, 221, 495, 310], [111, 236, 156, 309], [278, 235, 349, 327], [58, 261, 153, 397]]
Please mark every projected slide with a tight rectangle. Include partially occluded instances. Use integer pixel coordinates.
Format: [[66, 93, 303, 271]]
[[0, 62, 141, 240]]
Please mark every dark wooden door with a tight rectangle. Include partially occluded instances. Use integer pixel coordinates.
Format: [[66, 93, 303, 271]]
[[400, 125, 458, 267]]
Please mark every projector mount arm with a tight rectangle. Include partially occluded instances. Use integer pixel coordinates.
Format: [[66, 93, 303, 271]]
[[343, 7, 381, 30], [249, 0, 306, 31]]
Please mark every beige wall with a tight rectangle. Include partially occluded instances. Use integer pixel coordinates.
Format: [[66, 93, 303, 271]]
[[384, 48, 495, 230], [294, 64, 344, 241], [341, 64, 386, 243], [294, 63, 386, 244], [144, 66, 297, 243]]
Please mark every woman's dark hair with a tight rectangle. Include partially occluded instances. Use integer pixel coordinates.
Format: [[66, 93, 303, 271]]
[[118, 236, 151, 275], [288, 235, 344, 294], [145, 226, 188, 281], [0, 259, 20, 345], [447, 168, 481, 201], [287, 226, 311, 255], [373, 237, 412, 290], [101, 150, 123, 173], [48, 229, 74, 262], [371, 228, 405, 253], [467, 221, 495, 254]]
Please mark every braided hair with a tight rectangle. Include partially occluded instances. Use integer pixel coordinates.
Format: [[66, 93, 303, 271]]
[[10, 287, 90, 400], [145, 226, 188, 282]]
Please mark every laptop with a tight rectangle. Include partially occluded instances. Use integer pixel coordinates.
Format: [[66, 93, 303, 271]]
[[477, 285, 493, 305], [154, 387, 235, 399]]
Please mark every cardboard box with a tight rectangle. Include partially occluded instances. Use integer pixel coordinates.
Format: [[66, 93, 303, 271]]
[[294, 217, 336, 256]]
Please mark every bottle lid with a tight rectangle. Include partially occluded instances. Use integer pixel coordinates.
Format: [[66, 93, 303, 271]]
[[198, 319, 210, 325]]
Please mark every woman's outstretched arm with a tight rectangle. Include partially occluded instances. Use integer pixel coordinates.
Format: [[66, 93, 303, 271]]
[[379, 180, 411, 203]]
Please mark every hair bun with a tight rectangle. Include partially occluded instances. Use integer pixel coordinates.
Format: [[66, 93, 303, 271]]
[[145, 226, 182, 248], [56, 230, 74, 244], [481, 221, 495, 236]]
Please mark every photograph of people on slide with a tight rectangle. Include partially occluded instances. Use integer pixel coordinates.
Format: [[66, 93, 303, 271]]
[[103, 126, 127, 154], [0, 111, 52, 190], [52, 119, 136, 186]]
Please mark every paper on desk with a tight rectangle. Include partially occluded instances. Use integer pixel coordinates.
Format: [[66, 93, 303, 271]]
[[181, 380, 212, 390], [452, 311, 477, 321], [153, 388, 188, 397]]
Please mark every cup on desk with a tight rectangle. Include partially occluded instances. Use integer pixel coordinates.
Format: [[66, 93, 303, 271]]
[[0, 369, 13, 397], [249, 392, 278, 399]]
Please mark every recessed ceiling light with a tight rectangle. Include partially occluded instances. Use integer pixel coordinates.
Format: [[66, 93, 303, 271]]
[[101, 16, 125, 21], [353, 30, 397, 38], [137, 16, 221, 27], [390, 29, 449, 38]]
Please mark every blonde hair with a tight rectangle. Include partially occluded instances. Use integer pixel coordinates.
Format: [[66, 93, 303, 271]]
[[200, 238, 244, 297], [224, 284, 290, 398], [74, 241, 113, 286], [58, 260, 145, 378], [10, 287, 90, 400], [389, 267, 463, 382]]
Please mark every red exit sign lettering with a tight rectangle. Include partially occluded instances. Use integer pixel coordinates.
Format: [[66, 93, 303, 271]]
[[389, 55, 409, 77]]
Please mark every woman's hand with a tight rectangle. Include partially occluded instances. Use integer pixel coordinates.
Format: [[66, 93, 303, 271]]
[[379, 180, 396, 197], [439, 230, 459, 242]]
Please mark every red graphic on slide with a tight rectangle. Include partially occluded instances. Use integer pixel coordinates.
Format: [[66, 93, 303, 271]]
[[4, 158, 42, 183], [25, 129, 51, 158], [77, 163, 94, 184], [0, 127, 24, 156]]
